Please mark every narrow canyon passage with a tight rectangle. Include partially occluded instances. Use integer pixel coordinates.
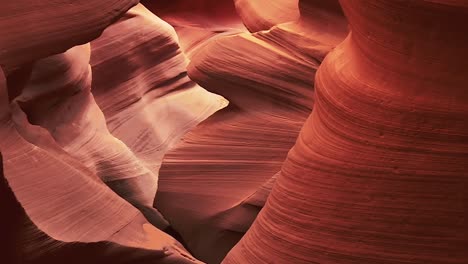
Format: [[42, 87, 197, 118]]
[[0, 1, 466, 263]]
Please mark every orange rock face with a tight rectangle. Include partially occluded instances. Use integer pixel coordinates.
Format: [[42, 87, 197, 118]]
[[1, 1, 467, 264], [233, 0, 299, 32], [150, 1, 348, 262], [0, 0, 139, 70], [223, 0, 468, 263]]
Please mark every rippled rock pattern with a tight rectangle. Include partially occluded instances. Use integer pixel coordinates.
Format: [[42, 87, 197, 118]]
[[0, 0, 139, 70], [224, 0, 468, 263], [1, 0, 467, 264], [148, 0, 348, 262]]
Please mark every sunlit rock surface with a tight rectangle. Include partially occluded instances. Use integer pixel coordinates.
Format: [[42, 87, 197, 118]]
[[0, 65, 201, 263], [234, 0, 300, 32], [1, 0, 467, 264], [0, 149, 198, 264], [0, 2, 224, 263], [152, 0, 348, 262], [90, 4, 227, 225]]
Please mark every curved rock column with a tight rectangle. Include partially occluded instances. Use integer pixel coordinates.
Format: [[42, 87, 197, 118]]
[[223, 0, 468, 263], [0, 0, 138, 69]]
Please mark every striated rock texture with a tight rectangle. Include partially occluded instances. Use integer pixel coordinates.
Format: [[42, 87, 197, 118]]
[[0, 65, 201, 263], [224, 0, 468, 263], [2, 0, 467, 263], [90, 4, 227, 224], [142, 0, 247, 59], [0, 152, 197, 264], [153, 0, 348, 263], [1, 2, 225, 263], [234, 0, 299, 32], [0, 0, 139, 70]]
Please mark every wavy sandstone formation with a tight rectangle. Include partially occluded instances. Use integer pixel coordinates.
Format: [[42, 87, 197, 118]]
[[0, 0, 139, 70], [224, 0, 468, 263], [0, 152, 198, 264], [142, 0, 246, 59], [234, 0, 299, 32], [0, 65, 201, 263], [1, 0, 467, 263], [1, 2, 225, 263], [90, 4, 227, 225], [153, 0, 348, 263]]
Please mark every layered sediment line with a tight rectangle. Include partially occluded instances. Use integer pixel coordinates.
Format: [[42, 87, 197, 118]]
[[223, 1, 468, 263]]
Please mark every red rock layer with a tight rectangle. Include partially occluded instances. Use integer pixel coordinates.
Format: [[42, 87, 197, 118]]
[[1, 3, 226, 263], [142, 0, 246, 59], [154, 1, 348, 263], [0, 151, 197, 264], [0, 65, 201, 263], [234, 0, 299, 32], [16, 42, 172, 228], [223, 0, 468, 263], [90, 4, 227, 219], [0, 0, 138, 70], [142, 0, 238, 21]]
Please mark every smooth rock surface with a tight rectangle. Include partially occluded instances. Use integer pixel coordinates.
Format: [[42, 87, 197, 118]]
[[154, 1, 348, 262], [0, 0, 138, 70], [223, 1, 468, 263], [0, 65, 201, 263], [234, 0, 299, 32], [2, 1, 467, 263]]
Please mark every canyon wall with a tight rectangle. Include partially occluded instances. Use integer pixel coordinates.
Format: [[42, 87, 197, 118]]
[[0, 2, 225, 263], [1, 1, 466, 263], [223, 0, 468, 263]]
